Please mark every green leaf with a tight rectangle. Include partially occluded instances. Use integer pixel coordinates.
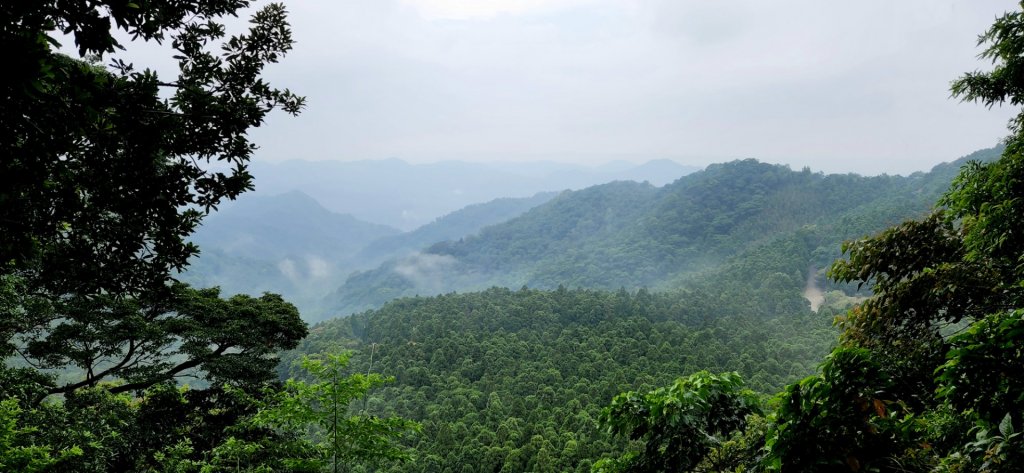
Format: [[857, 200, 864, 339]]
[[999, 413, 1014, 437]]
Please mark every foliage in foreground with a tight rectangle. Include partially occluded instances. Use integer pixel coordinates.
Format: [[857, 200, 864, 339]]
[[250, 352, 421, 472], [594, 371, 761, 473], [1, 1, 415, 470], [1, 354, 418, 472]]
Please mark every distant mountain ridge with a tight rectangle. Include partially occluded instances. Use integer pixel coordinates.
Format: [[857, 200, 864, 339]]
[[248, 158, 699, 230], [180, 148, 1001, 321], [355, 191, 560, 265], [192, 190, 400, 263], [181, 190, 563, 318], [323, 147, 1002, 319], [180, 191, 399, 314]]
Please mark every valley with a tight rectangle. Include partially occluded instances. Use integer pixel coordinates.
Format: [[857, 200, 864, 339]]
[[183, 148, 997, 322], [8, 3, 1024, 470], [173, 147, 1000, 471]]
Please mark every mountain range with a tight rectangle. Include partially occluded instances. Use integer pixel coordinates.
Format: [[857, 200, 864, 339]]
[[247, 158, 698, 230], [322, 148, 1000, 319], [181, 157, 700, 318], [180, 148, 1000, 322]]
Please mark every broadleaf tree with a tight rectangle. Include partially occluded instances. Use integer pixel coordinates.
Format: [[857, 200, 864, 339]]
[[595, 371, 761, 473], [249, 352, 422, 472], [763, 3, 1024, 470], [0, 1, 332, 470], [1, 0, 309, 385], [2, 1, 305, 296]]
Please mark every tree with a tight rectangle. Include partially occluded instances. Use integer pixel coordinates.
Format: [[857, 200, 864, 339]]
[[1, 1, 311, 469], [594, 371, 761, 473], [0, 278, 309, 471], [249, 352, 421, 472], [2, 1, 304, 297], [0, 398, 80, 472], [7, 283, 307, 402], [764, 348, 908, 472], [0, 0, 307, 399]]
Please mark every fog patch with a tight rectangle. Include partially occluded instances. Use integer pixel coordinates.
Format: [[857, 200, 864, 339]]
[[803, 265, 825, 312], [279, 256, 333, 283], [306, 256, 331, 279], [278, 258, 300, 282], [394, 252, 457, 293]]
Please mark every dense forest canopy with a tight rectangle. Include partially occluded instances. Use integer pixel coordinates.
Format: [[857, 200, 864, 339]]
[[286, 285, 840, 472]]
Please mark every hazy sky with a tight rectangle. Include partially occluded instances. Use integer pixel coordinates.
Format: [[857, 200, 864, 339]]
[[129, 0, 1022, 174]]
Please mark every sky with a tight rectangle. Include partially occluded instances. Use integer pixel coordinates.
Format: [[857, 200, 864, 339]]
[[120, 0, 1021, 175]]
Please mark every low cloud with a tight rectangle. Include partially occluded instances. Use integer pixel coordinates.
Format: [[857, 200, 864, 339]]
[[306, 256, 332, 279], [394, 252, 458, 293], [278, 258, 300, 283], [278, 255, 334, 283]]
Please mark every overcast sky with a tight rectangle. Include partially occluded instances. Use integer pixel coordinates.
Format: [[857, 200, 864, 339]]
[[128, 0, 1023, 174]]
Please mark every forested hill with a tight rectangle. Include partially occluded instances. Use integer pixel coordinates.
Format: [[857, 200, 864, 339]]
[[324, 148, 999, 318], [181, 191, 560, 319], [180, 191, 400, 314], [192, 190, 400, 262], [354, 191, 559, 266], [287, 286, 839, 472]]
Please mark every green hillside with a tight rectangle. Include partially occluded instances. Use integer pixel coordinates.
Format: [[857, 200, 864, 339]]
[[289, 286, 839, 472], [284, 148, 1009, 473], [325, 150, 999, 318], [354, 192, 559, 267], [179, 191, 400, 316], [181, 191, 559, 319]]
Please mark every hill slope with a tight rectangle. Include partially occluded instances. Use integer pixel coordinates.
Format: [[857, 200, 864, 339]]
[[192, 190, 400, 262], [289, 286, 837, 472], [180, 191, 400, 315], [324, 149, 1000, 318], [182, 191, 559, 318], [354, 192, 559, 267]]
